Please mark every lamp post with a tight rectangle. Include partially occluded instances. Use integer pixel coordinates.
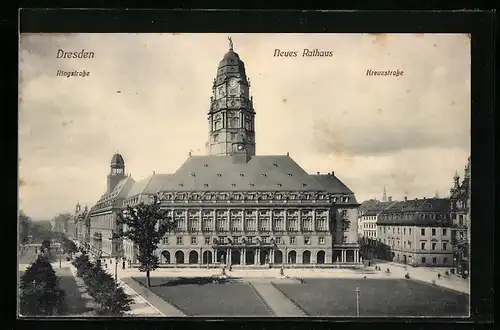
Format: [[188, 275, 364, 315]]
[[355, 286, 360, 317]]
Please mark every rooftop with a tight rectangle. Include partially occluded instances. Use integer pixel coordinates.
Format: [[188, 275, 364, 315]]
[[160, 155, 326, 192]]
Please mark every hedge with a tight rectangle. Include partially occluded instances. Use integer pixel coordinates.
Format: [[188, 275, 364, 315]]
[[20, 254, 67, 316], [72, 253, 132, 316]]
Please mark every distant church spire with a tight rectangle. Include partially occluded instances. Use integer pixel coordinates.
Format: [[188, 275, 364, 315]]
[[382, 185, 387, 202], [228, 36, 233, 50], [435, 191, 440, 198]]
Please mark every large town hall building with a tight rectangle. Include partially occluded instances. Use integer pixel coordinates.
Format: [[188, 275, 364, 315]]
[[84, 40, 360, 267]]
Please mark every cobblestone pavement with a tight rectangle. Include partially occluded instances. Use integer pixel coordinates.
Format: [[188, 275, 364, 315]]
[[372, 260, 470, 294]]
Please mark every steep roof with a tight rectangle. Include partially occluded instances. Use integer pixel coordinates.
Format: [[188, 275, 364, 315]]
[[377, 198, 451, 226], [359, 200, 397, 216], [309, 174, 354, 194], [126, 174, 172, 199], [91, 176, 135, 211], [161, 155, 324, 192]]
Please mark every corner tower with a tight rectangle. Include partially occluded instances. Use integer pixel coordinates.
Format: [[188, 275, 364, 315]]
[[207, 37, 256, 157], [107, 153, 126, 193]]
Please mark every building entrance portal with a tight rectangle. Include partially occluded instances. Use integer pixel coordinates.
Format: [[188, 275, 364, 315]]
[[203, 251, 212, 264], [274, 250, 283, 264], [245, 250, 255, 265], [260, 249, 269, 265], [217, 250, 227, 265], [231, 249, 241, 265]]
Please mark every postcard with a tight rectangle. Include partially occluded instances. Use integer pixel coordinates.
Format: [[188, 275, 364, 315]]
[[18, 33, 470, 318]]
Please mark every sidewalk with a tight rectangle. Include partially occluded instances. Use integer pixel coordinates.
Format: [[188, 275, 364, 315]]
[[373, 260, 470, 294], [99, 266, 166, 316], [249, 281, 306, 317]]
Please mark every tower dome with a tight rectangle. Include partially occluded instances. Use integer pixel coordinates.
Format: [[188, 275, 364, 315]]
[[214, 37, 248, 87], [111, 153, 125, 166]]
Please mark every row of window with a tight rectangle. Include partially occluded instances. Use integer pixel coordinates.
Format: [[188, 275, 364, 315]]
[[363, 223, 376, 229], [161, 236, 329, 246], [383, 239, 449, 251], [381, 227, 448, 236], [162, 192, 352, 203], [421, 256, 447, 264], [176, 219, 330, 232]]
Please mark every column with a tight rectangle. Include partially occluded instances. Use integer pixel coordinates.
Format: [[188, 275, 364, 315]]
[[199, 210, 203, 232], [255, 249, 259, 265], [342, 250, 346, 263], [270, 249, 275, 263], [312, 210, 316, 232], [354, 250, 359, 263], [227, 248, 230, 265], [199, 248, 203, 265], [241, 248, 246, 265], [212, 249, 216, 263]]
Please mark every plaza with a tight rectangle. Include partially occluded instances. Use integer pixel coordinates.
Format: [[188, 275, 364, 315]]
[[108, 259, 469, 317]]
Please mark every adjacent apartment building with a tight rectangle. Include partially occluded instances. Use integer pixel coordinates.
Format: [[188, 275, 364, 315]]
[[377, 197, 453, 267]]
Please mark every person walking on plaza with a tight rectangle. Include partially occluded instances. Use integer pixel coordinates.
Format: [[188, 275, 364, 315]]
[[122, 260, 126, 270], [438, 273, 441, 279]]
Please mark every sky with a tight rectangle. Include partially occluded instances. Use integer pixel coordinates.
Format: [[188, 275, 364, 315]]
[[19, 33, 471, 220]]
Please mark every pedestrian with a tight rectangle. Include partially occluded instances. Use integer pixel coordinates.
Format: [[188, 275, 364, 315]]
[[437, 273, 441, 279], [445, 270, 449, 276], [110, 258, 112, 264], [122, 260, 126, 270]]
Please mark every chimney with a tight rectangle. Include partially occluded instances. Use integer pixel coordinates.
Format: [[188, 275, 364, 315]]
[[404, 196, 407, 202], [153, 170, 155, 175], [317, 172, 320, 175], [286, 152, 289, 156], [388, 196, 392, 202], [331, 171, 335, 176]]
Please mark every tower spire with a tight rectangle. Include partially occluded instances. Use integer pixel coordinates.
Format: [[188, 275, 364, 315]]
[[228, 36, 233, 51], [382, 185, 387, 202]]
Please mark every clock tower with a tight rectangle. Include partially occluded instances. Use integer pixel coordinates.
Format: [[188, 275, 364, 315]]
[[207, 37, 256, 159]]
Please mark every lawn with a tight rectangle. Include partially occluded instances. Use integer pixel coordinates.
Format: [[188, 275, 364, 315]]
[[273, 278, 469, 317], [133, 277, 272, 317]]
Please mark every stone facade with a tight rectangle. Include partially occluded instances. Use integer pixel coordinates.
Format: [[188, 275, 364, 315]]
[[377, 197, 453, 267], [449, 157, 470, 275], [85, 39, 361, 267]]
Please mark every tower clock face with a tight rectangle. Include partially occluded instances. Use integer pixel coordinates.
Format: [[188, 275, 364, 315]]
[[228, 78, 238, 88]]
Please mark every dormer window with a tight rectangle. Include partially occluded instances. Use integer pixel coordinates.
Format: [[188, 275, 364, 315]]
[[249, 183, 255, 187], [273, 164, 279, 167], [239, 173, 244, 177], [262, 173, 267, 177], [277, 183, 282, 187], [287, 173, 293, 176], [217, 173, 222, 177], [191, 173, 196, 177], [231, 183, 236, 187], [204, 164, 209, 167], [179, 183, 184, 187], [204, 183, 209, 187], [301, 183, 307, 187]]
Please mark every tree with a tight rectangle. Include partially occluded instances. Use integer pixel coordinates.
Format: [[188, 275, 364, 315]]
[[72, 253, 132, 315], [19, 211, 32, 245], [20, 255, 66, 316], [41, 239, 51, 251], [62, 237, 77, 256], [115, 195, 176, 287]]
